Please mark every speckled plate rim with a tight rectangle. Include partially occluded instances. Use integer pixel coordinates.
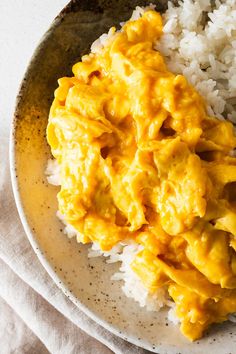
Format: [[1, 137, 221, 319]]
[[8, 1, 159, 352]]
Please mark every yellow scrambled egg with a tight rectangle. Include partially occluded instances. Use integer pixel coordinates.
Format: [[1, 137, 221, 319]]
[[47, 10, 236, 341]]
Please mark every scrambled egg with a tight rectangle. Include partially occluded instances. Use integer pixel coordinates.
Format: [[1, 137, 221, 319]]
[[47, 10, 236, 340]]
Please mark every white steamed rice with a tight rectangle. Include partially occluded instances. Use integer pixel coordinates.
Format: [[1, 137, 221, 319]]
[[155, 0, 236, 122], [47, 0, 236, 324]]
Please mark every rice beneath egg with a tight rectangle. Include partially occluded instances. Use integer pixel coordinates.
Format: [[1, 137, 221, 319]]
[[46, 0, 236, 322]]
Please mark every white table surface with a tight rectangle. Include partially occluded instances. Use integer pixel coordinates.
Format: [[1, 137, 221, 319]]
[[0, 0, 68, 138]]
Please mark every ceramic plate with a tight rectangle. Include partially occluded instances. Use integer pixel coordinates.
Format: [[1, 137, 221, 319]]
[[10, 1, 236, 353]]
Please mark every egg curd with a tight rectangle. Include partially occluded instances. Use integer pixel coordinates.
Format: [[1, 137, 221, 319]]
[[47, 10, 236, 341]]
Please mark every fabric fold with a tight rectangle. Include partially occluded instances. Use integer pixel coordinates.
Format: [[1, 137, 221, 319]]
[[0, 140, 151, 353]]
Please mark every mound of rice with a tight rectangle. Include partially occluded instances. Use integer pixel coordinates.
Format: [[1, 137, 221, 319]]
[[47, 0, 236, 323], [156, 0, 236, 122]]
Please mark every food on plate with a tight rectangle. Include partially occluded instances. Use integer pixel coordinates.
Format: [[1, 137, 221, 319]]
[[46, 1, 236, 341]]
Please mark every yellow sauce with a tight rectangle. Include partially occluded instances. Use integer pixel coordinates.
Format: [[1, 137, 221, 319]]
[[47, 10, 236, 340]]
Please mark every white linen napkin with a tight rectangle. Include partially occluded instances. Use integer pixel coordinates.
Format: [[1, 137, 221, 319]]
[[0, 136, 152, 354]]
